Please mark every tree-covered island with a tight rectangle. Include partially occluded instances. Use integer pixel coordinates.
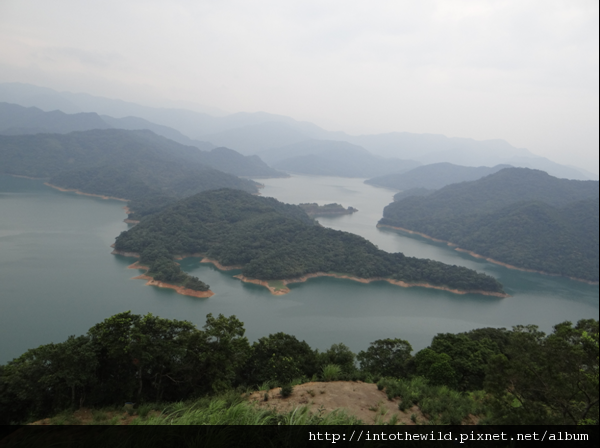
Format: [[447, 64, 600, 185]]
[[113, 189, 506, 296], [298, 202, 358, 216]]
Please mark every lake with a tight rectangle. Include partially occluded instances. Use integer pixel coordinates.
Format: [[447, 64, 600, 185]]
[[0, 174, 597, 364]]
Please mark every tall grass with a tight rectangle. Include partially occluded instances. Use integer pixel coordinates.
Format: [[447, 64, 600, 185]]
[[131, 394, 363, 426], [378, 377, 485, 424]]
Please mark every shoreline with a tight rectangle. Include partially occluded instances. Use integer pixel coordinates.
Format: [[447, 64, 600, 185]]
[[378, 224, 599, 285], [113, 249, 507, 297], [45, 183, 129, 202], [4, 174, 45, 180], [234, 273, 509, 298], [126, 261, 214, 298]]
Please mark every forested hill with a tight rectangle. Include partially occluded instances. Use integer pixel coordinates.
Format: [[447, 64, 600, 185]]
[[114, 189, 505, 294], [380, 168, 599, 281], [0, 126, 283, 178], [365, 162, 510, 191], [0, 129, 261, 217]]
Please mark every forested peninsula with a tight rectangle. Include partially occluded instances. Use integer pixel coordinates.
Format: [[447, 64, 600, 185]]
[[113, 189, 506, 296], [380, 168, 599, 282]]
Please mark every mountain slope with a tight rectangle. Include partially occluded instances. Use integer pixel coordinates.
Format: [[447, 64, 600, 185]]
[[379, 168, 599, 281], [0, 129, 260, 217]]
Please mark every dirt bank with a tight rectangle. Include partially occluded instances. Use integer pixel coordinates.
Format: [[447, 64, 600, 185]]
[[45, 183, 128, 202]]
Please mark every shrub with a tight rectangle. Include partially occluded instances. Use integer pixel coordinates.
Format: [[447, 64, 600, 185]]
[[321, 364, 341, 382], [280, 384, 294, 398]]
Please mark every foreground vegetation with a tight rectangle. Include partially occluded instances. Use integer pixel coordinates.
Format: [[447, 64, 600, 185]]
[[1, 311, 596, 426], [114, 188, 505, 294]]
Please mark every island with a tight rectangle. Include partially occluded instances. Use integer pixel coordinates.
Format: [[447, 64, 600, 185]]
[[298, 202, 358, 216], [113, 188, 506, 297]]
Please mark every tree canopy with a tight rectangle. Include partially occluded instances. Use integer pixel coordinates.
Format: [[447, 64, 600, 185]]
[[114, 188, 505, 294]]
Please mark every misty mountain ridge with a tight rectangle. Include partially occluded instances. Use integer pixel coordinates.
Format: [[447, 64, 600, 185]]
[[0, 103, 284, 178], [260, 139, 421, 178], [0, 102, 215, 151], [1, 82, 594, 180], [366, 163, 512, 191]]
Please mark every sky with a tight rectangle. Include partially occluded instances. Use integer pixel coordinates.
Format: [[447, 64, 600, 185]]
[[0, 0, 598, 172]]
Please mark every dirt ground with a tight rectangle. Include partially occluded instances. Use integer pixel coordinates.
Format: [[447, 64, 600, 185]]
[[248, 381, 425, 425], [27, 381, 429, 426]]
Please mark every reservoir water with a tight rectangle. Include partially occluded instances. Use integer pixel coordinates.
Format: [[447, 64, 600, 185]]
[[1, 174, 597, 364]]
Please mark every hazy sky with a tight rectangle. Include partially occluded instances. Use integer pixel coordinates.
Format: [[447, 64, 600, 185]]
[[1, 0, 598, 172]]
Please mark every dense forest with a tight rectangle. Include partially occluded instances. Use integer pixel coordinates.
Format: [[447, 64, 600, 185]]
[[114, 188, 504, 294], [380, 168, 599, 282], [365, 162, 510, 190], [1, 311, 596, 426]]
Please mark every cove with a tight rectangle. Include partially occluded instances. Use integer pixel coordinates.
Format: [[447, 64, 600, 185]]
[[0, 174, 597, 364]]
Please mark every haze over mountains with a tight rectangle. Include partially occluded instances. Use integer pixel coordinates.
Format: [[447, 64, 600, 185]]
[[366, 163, 512, 192], [1, 82, 595, 181]]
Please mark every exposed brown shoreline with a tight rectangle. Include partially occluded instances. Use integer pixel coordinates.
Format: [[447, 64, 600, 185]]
[[45, 183, 129, 202], [126, 261, 214, 298], [5, 174, 43, 180], [113, 249, 507, 297], [234, 273, 508, 297], [378, 224, 599, 285]]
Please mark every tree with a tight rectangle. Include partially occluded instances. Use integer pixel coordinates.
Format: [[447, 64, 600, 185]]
[[413, 348, 457, 388], [357, 338, 412, 378], [318, 343, 357, 376], [245, 333, 318, 385], [484, 320, 599, 425]]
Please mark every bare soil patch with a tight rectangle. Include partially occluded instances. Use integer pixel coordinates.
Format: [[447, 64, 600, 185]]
[[248, 381, 425, 425]]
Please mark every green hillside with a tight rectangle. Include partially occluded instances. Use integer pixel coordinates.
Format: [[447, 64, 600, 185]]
[[0, 129, 262, 217], [380, 168, 599, 281]]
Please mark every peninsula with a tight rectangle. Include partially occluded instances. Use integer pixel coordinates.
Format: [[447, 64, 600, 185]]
[[113, 189, 506, 297], [379, 168, 599, 282]]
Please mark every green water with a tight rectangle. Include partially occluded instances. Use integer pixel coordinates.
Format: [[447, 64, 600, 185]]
[[1, 174, 597, 364]]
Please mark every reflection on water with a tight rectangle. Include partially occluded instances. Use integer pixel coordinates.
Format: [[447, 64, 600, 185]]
[[0, 174, 597, 364]]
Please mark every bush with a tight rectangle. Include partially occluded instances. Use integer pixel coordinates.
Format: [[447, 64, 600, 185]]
[[321, 364, 341, 382], [280, 384, 294, 398]]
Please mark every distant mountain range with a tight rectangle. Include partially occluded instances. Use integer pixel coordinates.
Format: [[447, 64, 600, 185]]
[[1, 82, 595, 180], [0, 103, 284, 179], [365, 163, 511, 191], [260, 140, 421, 178], [379, 168, 599, 282]]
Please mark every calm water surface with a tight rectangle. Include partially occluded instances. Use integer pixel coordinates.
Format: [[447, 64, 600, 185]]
[[1, 174, 597, 363]]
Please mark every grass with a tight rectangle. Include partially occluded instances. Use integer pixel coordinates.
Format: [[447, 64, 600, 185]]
[[378, 377, 486, 424], [129, 395, 363, 426]]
